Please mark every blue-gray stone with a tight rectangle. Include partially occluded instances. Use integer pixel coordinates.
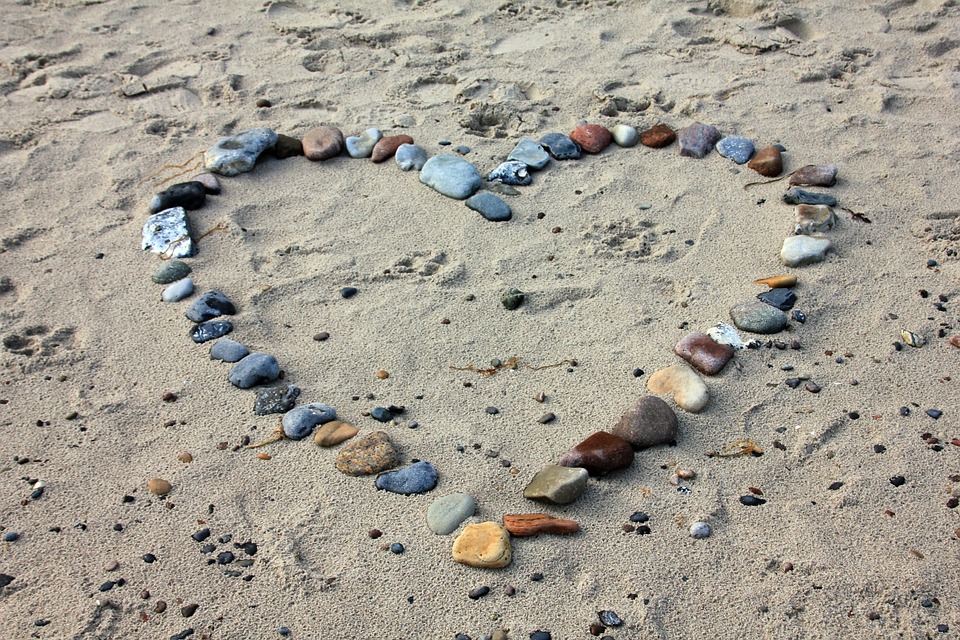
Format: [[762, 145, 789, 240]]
[[729, 301, 788, 334], [375, 461, 438, 495], [783, 189, 838, 206], [426, 492, 476, 534], [395, 143, 429, 171], [466, 193, 511, 222], [757, 288, 797, 311], [142, 207, 194, 258], [507, 138, 550, 170], [153, 260, 191, 284], [345, 128, 382, 158], [186, 290, 236, 322], [204, 128, 278, 176], [419, 154, 482, 200], [255, 384, 301, 416], [487, 161, 531, 186], [454, 145, 471, 155], [190, 320, 232, 343], [162, 278, 194, 303], [539, 133, 581, 160], [716, 136, 755, 164], [210, 338, 249, 363], [281, 403, 336, 439], [228, 353, 281, 389], [371, 407, 393, 422], [678, 122, 722, 159], [149, 182, 206, 214]]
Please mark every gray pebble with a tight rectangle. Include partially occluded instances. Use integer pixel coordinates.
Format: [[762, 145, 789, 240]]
[[539, 133, 581, 160], [204, 128, 278, 176], [729, 301, 788, 334], [186, 291, 236, 322], [783, 188, 838, 207], [716, 136, 755, 164], [678, 122, 722, 159], [689, 521, 712, 538], [610, 123, 639, 147], [395, 143, 429, 171], [375, 461, 438, 495], [780, 236, 832, 267], [209, 338, 249, 363], [345, 128, 382, 158], [507, 138, 550, 170], [228, 353, 281, 389], [152, 260, 192, 285], [465, 193, 511, 222], [281, 403, 336, 439], [419, 154, 482, 200], [162, 278, 194, 303], [426, 492, 476, 534]]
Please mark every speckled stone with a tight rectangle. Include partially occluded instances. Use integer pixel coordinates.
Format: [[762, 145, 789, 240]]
[[204, 128, 277, 176], [375, 461, 438, 495], [678, 122, 721, 159], [426, 493, 476, 535], [488, 160, 532, 186], [716, 136, 755, 164], [281, 403, 336, 439], [152, 260, 192, 284], [335, 431, 400, 476], [451, 522, 512, 568], [674, 332, 735, 375], [190, 320, 232, 343], [142, 207, 194, 258], [611, 396, 679, 449], [254, 384, 300, 416], [729, 301, 789, 334], [523, 465, 589, 504]]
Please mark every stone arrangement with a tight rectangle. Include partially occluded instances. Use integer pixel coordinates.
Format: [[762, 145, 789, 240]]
[[141, 119, 844, 578]]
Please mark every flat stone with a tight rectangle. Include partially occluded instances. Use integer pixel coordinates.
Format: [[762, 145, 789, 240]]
[[149, 182, 206, 214], [302, 125, 344, 161], [609, 123, 639, 147], [426, 493, 475, 535], [254, 384, 300, 416], [152, 260, 191, 284], [451, 522, 512, 568], [191, 173, 220, 194], [204, 128, 277, 176], [190, 320, 232, 343], [335, 431, 399, 476], [789, 164, 838, 187], [647, 363, 709, 413], [161, 278, 194, 302], [795, 204, 837, 235], [419, 154, 482, 199], [523, 465, 588, 504], [313, 420, 359, 447], [186, 290, 236, 322], [395, 143, 429, 171], [281, 403, 336, 440], [639, 124, 676, 148], [466, 193, 511, 221], [142, 207, 194, 258], [558, 431, 634, 476], [747, 145, 783, 177], [678, 122, 721, 158], [228, 353, 281, 389], [209, 338, 249, 363], [730, 300, 789, 334], [487, 161, 531, 186], [611, 396, 679, 449], [783, 189, 837, 206], [503, 513, 579, 537], [757, 288, 798, 311], [507, 138, 550, 170], [372, 134, 414, 163], [539, 133, 581, 160], [345, 128, 382, 158], [716, 136, 755, 164], [780, 235, 832, 267], [674, 332, 734, 375], [569, 124, 612, 153], [375, 461, 438, 495], [272, 134, 303, 159]]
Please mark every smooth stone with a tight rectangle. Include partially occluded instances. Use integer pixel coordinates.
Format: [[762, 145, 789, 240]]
[[204, 128, 277, 176], [716, 136, 755, 164], [639, 123, 676, 148], [149, 182, 206, 214], [747, 145, 783, 177], [780, 235, 832, 267], [336, 431, 400, 476], [451, 522, 512, 568], [678, 122, 721, 159], [507, 138, 550, 170], [372, 134, 414, 163], [674, 332, 734, 376], [313, 420, 359, 447], [147, 478, 172, 495], [539, 133, 581, 160], [419, 154, 482, 199], [501, 287, 525, 310], [228, 353, 281, 389], [757, 288, 798, 311], [466, 193, 511, 222], [209, 338, 249, 363], [609, 123, 639, 147], [186, 290, 236, 322], [272, 134, 303, 159], [523, 465, 588, 504], [558, 431, 634, 476], [783, 188, 837, 206], [161, 277, 194, 303], [152, 260, 191, 284], [375, 461, 438, 495], [302, 125, 344, 161], [345, 128, 382, 158], [503, 513, 579, 537], [569, 124, 612, 154], [795, 204, 837, 235], [426, 493, 476, 535], [395, 143, 429, 171], [254, 384, 300, 416], [281, 403, 336, 439], [729, 300, 789, 334], [647, 363, 709, 413], [487, 161, 531, 186], [611, 396, 679, 449], [190, 320, 232, 343], [370, 407, 393, 422], [789, 164, 838, 187], [191, 173, 220, 194], [142, 207, 194, 258], [689, 521, 712, 538]]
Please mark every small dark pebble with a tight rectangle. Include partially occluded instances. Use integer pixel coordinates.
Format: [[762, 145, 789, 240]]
[[200, 543, 216, 554], [340, 287, 358, 299], [154, 600, 167, 613], [170, 629, 194, 640], [635, 525, 652, 535], [3, 532, 19, 542], [32, 487, 45, 499], [468, 586, 490, 599], [181, 603, 199, 618], [485, 406, 500, 415], [785, 378, 802, 389], [926, 409, 943, 419], [867, 611, 880, 620], [371, 407, 393, 422], [589, 624, 605, 636], [927, 259, 938, 267], [369, 529, 383, 539], [538, 412, 556, 424], [390, 543, 404, 554], [530, 632, 552, 640], [219, 534, 232, 543], [98, 581, 115, 592], [739, 495, 766, 506], [947, 498, 959, 509], [629, 512, 649, 523], [455, 634, 470, 640], [805, 381, 821, 393], [632, 368, 644, 377], [278, 627, 291, 637], [889, 476, 906, 487], [921, 599, 934, 608], [122, 494, 135, 503], [143, 553, 157, 563], [791, 310, 806, 323], [874, 444, 887, 454], [893, 342, 903, 351], [313, 332, 329, 342], [848, 411, 860, 419], [35, 620, 50, 627], [504, 585, 516, 596], [621, 524, 635, 533], [900, 406, 911, 417], [530, 572, 544, 582], [937, 624, 949, 633], [113, 523, 123, 532], [217, 551, 235, 564], [191, 528, 211, 542], [828, 481, 844, 490], [255, 98, 271, 108]]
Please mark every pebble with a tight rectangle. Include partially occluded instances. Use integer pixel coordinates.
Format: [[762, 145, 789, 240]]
[[390, 542, 405, 554], [639, 123, 676, 148], [452, 522, 512, 568], [678, 122, 721, 159], [272, 134, 303, 159], [345, 128, 382, 158], [689, 521, 712, 538], [372, 134, 414, 163], [529, 632, 552, 640], [539, 133, 581, 160], [454, 145, 471, 155], [419, 154, 483, 199], [783, 188, 837, 206], [181, 603, 198, 617], [729, 300, 789, 334], [468, 586, 490, 600], [395, 143, 429, 171], [162, 278, 194, 303], [598, 611, 623, 627], [739, 495, 766, 506], [281, 403, 336, 439], [209, 338, 249, 363], [335, 431, 400, 476], [538, 412, 556, 424], [191, 173, 220, 194], [142, 207, 194, 258], [466, 193, 511, 222], [926, 409, 942, 419], [889, 475, 906, 487], [152, 260, 192, 284], [611, 396, 679, 448], [503, 513, 580, 536], [0, 574, 14, 588], [488, 160, 532, 186], [716, 136, 755, 164], [780, 236, 832, 267], [186, 290, 236, 322], [3, 532, 19, 542], [191, 528, 211, 542], [747, 146, 783, 177], [523, 465, 589, 504], [147, 478, 172, 495], [790, 164, 838, 187], [149, 182, 206, 214], [647, 363, 709, 413], [426, 493, 476, 535], [371, 407, 394, 422], [502, 287, 525, 310], [507, 138, 550, 170], [569, 124, 612, 154], [254, 384, 300, 415], [375, 461, 438, 495], [313, 420, 359, 447], [228, 353, 281, 389], [757, 288, 798, 311], [302, 125, 344, 161], [674, 332, 735, 375], [558, 431, 634, 476], [204, 128, 277, 176], [609, 123, 639, 147], [795, 204, 837, 235]]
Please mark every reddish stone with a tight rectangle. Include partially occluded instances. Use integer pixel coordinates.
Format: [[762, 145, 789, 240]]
[[372, 135, 414, 163], [557, 431, 634, 476], [569, 124, 612, 154], [674, 332, 735, 375], [639, 124, 676, 148], [302, 126, 344, 161], [503, 513, 580, 537], [748, 146, 783, 177]]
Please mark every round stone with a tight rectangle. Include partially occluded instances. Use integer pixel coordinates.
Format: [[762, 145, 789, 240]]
[[609, 123, 639, 147], [335, 431, 400, 476], [689, 521, 712, 538], [780, 236, 832, 267], [426, 493, 476, 535], [729, 301, 789, 334], [147, 478, 172, 495], [209, 338, 249, 363], [611, 396, 679, 449], [507, 138, 550, 170], [395, 143, 429, 171], [228, 353, 281, 388], [419, 154, 483, 199], [302, 125, 344, 161]]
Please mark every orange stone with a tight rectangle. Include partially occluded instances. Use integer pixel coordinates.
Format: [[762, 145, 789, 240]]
[[569, 124, 612, 154], [748, 146, 783, 177], [639, 124, 676, 148], [503, 513, 580, 537], [372, 135, 414, 163]]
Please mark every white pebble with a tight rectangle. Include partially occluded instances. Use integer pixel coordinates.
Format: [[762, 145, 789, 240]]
[[162, 277, 194, 302], [689, 521, 712, 539]]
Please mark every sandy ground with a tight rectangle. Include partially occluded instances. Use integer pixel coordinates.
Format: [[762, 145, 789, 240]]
[[1, 0, 959, 638]]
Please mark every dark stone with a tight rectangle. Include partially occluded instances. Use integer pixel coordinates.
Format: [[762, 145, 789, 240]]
[[757, 288, 798, 311], [192, 528, 211, 542], [739, 495, 766, 506], [791, 310, 807, 323], [783, 189, 838, 206], [629, 512, 649, 523], [390, 542, 404, 554], [186, 290, 236, 322], [375, 461, 438, 495], [639, 124, 676, 148], [466, 193, 511, 222], [149, 182, 206, 214], [143, 554, 156, 563], [228, 353, 281, 389], [889, 475, 906, 487], [190, 321, 232, 343], [678, 122, 721, 159], [217, 551, 234, 564], [468, 586, 490, 600], [254, 384, 300, 415], [371, 407, 393, 422], [341, 286, 358, 299], [828, 481, 844, 490], [0, 574, 14, 588], [539, 133, 581, 160], [557, 431, 634, 476], [181, 603, 199, 618], [273, 134, 304, 159], [170, 630, 194, 640], [747, 146, 783, 177], [927, 409, 943, 419], [598, 610, 623, 626]]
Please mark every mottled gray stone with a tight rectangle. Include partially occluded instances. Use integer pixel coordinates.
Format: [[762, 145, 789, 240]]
[[204, 128, 277, 176], [395, 143, 429, 171], [209, 338, 249, 363], [142, 207, 194, 258], [228, 353, 281, 389], [254, 384, 300, 415], [729, 301, 789, 334], [161, 277, 194, 302], [281, 402, 336, 439], [419, 154, 482, 200], [426, 493, 476, 535]]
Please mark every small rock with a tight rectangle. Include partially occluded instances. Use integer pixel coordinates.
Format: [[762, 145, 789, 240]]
[[204, 128, 277, 176], [162, 278, 194, 303], [689, 521, 712, 538], [780, 236, 832, 267], [503, 513, 579, 536], [190, 320, 232, 343], [539, 133, 581, 160], [335, 431, 400, 476], [372, 134, 414, 163], [152, 260, 192, 284], [302, 125, 344, 161], [228, 353, 281, 389], [178, 452, 193, 463], [523, 465, 589, 504], [740, 495, 766, 506], [507, 138, 550, 170], [181, 603, 198, 618], [426, 493, 476, 535], [609, 124, 639, 147], [452, 522, 512, 568], [747, 146, 783, 177], [488, 161, 532, 186], [142, 207, 194, 258], [2, 532, 19, 542], [789, 165, 838, 187], [209, 338, 249, 363], [569, 124, 612, 154], [468, 586, 490, 600], [558, 431, 634, 476], [254, 384, 300, 415], [147, 478, 172, 496], [149, 182, 206, 214], [611, 396, 679, 448], [783, 188, 837, 206], [341, 286, 358, 299], [314, 421, 359, 447], [371, 407, 393, 422], [538, 412, 556, 424], [647, 363, 709, 413], [191, 173, 221, 194], [186, 290, 236, 322], [678, 122, 721, 158], [674, 332, 735, 375], [502, 288, 525, 310], [375, 461, 438, 495], [466, 193, 511, 222], [419, 154, 482, 199], [597, 611, 623, 627], [730, 300, 789, 334], [639, 123, 676, 148], [716, 136, 755, 164], [272, 134, 303, 159], [345, 128, 382, 158], [705, 321, 755, 350], [281, 403, 336, 439], [757, 288, 798, 311], [395, 143, 429, 171], [795, 204, 837, 235], [0, 574, 14, 589]]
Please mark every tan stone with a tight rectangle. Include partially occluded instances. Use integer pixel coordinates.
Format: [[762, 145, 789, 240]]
[[147, 478, 172, 495], [314, 420, 359, 447], [452, 522, 512, 568], [647, 363, 709, 413]]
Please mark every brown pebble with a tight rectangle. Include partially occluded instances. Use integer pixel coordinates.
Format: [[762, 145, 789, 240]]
[[909, 549, 924, 559], [569, 124, 612, 154], [639, 123, 676, 148], [747, 146, 783, 177], [257, 453, 271, 460], [302, 125, 344, 161], [181, 603, 198, 618], [748, 487, 764, 495], [369, 529, 383, 539], [621, 524, 635, 533], [255, 98, 272, 108], [147, 478, 172, 496], [105, 560, 119, 572], [867, 611, 880, 621], [140, 589, 150, 600], [884, 509, 895, 517], [162, 391, 177, 402], [676, 468, 696, 480], [947, 498, 959, 509], [504, 585, 516, 596], [314, 420, 359, 447], [154, 600, 167, 613], [177, 452, 193, 463], [589, 623, 606, 636], [949, 335, 960, 348], [551, 226, 561, 233], [377, 369, 390, 380], [440, 318, 450, 325], [804, 381, 821, 393], [372, 134, 414, 163], [783, 562, 794, 572], [534, 391, 546, 403]]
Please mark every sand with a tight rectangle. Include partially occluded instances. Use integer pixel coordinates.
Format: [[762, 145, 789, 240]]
[[1, 0, 959, 638]]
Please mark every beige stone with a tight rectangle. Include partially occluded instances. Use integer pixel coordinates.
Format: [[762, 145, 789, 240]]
[[314, 420, 359, 447], [647, 363, 709, 413], [452, 522, 512, 568], [147, 478, 172, 495]]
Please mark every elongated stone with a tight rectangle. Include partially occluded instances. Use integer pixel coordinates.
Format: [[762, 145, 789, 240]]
[[503, 513, 579, 537], [789, 164, 838, 187], [466, 193, 511, 221], [190, 320, 232, 343], [375, 461, 438, 495], [149, 182, 206, 214], [757, 288, 798, 311], [674, 332, 734, 375], [558, 431, 634, 476], [523, 465, 588, 504], [142, 207, 194, 258], [729, 301, 788, 334], [372, 134, 413, 163], [639, 124, 676, 148], [162, 278, 194, 302], [313, 420, 359, 447], [507, 138, 550, 170], [452, 522, 512, 568], [747, 145, 783, 177], [204, 128, 277, 176], [678, 122, 721, 158], [419, 154, 482, 199], [426, 493, 475, 535], [783, 188, 837, 206]]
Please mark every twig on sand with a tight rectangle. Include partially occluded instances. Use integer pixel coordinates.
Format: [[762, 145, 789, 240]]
[[450, 357, 577, 378], [706, 438, 764, 458]]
